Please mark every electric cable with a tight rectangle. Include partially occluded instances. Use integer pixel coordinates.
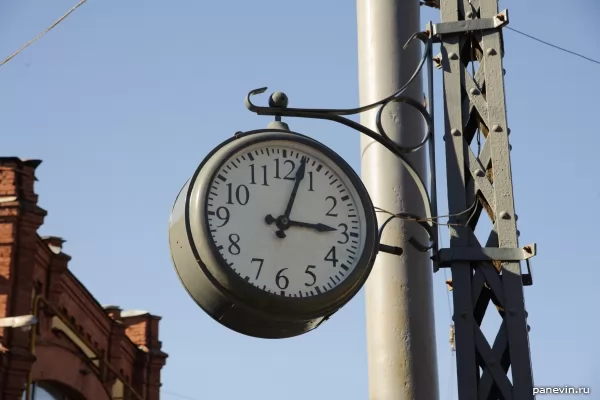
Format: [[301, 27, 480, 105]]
[[0, 0, 89, 68], [374, 196, 478, 227], [161, 390, 199, 400], [505, 26, 600, 66]]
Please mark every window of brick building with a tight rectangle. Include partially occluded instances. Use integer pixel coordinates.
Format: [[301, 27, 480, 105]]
[[25, 381, 85, 400]]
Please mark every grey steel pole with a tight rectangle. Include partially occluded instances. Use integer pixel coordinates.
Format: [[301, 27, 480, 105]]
[[357, 1, 439, 399]]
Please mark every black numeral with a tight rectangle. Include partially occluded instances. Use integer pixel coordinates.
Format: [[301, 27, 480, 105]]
[[304, 265, 316, 287], [325, 196, 338, 217], [308, 171, 314, 191], [324, 246, 338, 267], [337, 223, 349, 244], [226, 183, 250, 205], [228, 234, 240, 255], [274, 158, 296, 180], [214, 206, 230, 227], [261, 165, 268, 185], [275, 268, 289, 289], [251, 258, 264, 279], [249, 165, 269, 186], [249, 165, 256, 184]]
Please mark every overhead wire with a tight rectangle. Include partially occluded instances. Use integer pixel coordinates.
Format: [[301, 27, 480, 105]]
[[505, 26, 600, 66], [0, 0, 596, 70], [0, 0, 89, 67], [161, 390, 199, 400]]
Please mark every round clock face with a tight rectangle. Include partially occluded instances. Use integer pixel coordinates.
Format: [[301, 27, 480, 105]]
[[204, 140, 368, 298]]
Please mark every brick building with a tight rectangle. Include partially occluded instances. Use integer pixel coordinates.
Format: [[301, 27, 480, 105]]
[[0, 158, 168, 400]]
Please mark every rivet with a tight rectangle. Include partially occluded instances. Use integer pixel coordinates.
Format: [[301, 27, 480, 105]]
[[449, 52, 458, 60], [469, 88, 479, 95], [524, 311, 529, 318], [503, 68, 506, 75], [474, 169, 484, 177], [509, 144, 512, 151], [486, 48, 497, 56], [514, 214, 519, 221], [461, 311, 468, 319], [451, 129, 461, 136], [492, 124, 502, 132], [516, 230, 520, 237], [509, 308, 517, 315], [500, 211, 510, 220], [527, 324, 531, 332], [507, 128, 511, 135]]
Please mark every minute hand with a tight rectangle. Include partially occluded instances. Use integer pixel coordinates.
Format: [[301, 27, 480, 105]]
[[282, 156, 306, 218], [288, 220, 337, 232]]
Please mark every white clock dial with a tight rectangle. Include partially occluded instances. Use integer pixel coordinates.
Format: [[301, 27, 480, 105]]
[[205, 140, 367, 298]]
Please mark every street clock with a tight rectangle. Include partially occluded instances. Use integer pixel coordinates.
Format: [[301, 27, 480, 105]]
[[169, 129, 378, 338]]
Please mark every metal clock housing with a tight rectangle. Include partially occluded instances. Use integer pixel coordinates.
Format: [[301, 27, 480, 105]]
[[169, 129, 378, 339]]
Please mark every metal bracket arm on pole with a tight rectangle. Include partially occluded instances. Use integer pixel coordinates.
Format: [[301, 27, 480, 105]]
[[430, 9, 508, 37], [437, 242, 536, 264]]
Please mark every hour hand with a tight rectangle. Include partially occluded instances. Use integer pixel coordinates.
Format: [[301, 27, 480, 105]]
[[288, 220, 337, 232]]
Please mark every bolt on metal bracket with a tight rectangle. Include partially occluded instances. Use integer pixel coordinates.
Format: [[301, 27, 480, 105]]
[[378, 243, 404, 256], [437, 242, 536, 263], [430, 9, 509, 37]]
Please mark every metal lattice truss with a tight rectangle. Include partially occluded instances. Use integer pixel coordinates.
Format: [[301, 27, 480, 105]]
[[434, 0, 536, 398]]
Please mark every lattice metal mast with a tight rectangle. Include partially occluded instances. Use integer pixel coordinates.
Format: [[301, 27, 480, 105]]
[[432, 0, 536, 398]]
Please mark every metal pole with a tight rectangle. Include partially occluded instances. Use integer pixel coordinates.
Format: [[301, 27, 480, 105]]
[[357, 1, 439, 399]]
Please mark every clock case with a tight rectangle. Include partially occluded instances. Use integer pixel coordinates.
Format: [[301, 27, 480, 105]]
[[169, 129, 378, 339]]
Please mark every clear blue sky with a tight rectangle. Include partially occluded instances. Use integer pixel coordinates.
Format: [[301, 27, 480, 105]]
[[1, 0, 598, 399]]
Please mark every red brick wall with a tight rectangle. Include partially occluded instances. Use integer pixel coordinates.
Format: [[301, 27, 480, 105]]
[[0, 158, 168, 400]]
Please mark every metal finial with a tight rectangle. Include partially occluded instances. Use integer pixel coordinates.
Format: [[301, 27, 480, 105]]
[[268, 92, 288, 109]]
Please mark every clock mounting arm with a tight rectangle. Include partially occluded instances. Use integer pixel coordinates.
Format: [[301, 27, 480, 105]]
[[244, 30, 441, 268]]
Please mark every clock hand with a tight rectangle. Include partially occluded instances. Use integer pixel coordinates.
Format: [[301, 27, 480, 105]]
[[282, 156, 307, 220], [265, 214, 290, 238], [267, 156, 307, 238], [288, 220, 337, 232], [263, 157, 309, 238], [265, 215, 337, 233]]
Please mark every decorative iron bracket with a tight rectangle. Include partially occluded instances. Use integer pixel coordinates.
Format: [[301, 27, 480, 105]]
[[244, 31, 442, 269]]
